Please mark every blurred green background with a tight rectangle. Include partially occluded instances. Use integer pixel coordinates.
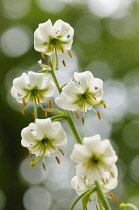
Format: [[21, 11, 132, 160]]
[[0, 0, 139, 209]]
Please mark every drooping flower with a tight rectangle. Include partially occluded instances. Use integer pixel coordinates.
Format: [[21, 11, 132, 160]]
[[55, 71, 104, 112], [11, 71, 55, 104], [21, 118, 67, 166], [71, 164, 118, 195], [34, 19, 74, 55], [71, 134, 118, 181]]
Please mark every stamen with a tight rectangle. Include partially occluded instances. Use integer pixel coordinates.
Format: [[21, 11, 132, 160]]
[[101, 178, 106, 185], [32, 113, 36, 119], [62, 60, 66, 67], [60, 46, 64, 53], [96, 204, 99, 210], [42, 162, 46, 171], [49, 100, 53, 109], [97, 111, 101, 119], [82, 162, 87, 166], [84, 175, 87, 181], [75, 112, 80, 119], [22, 98, 27, 106], [88, 198, 91, 202], [49, 61, 53, 69], [109, 192, 118, 205], [36, 94, 40, 103], [20, 107, 25, 115], [43, 108, 47, 118], [103, 102, 106, 108], [41, 52, 46, 59], [68, 51, 72, 58], [82, 117, 85, 125], [59, 148, 64, 156], [85, 207, 88, 210], [55, 156, 60, 164], [110, 171, 115, 177], [50, 44, 54, 51], [77, 101, 81, 107], [92, 95, 96, 100], [29, 151, 32, 157]]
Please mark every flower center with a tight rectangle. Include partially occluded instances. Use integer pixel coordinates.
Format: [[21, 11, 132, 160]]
[[92, 156, 99, 164], [42, 138, 49, 145]]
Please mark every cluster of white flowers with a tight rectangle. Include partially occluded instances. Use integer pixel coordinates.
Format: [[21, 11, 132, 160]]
[[10, 19, 121, 210], [71, 134, 118, 196]]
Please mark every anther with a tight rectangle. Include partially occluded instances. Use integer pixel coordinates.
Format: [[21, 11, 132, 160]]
[[75, 112, 80, 119], [22, 98, 27, 106], [32, 113, 36, 119], [42, 162, 46, 171], [29, 151, 32, 157], [68, 51, 72, 58], [60, 46, 64, 53], [109, 192, 118, 205], [82, 162, 87, 166], [110, 171, 115, 177], [41, 52, 46, 59], [102, 178, 106, 185], [49, 61, 53, 69], [82, 117, 85, 125], [92, 95, 96, 100], [49, 100, 53, 109], [50, 44, 54, 51], [96, 204, 99, 210], [62, 60, 66, 67], [20, 107, 25, 115], [36, 94, 40, 103], [84, 175, 87, 181], [97, 111, 101, 119], [43, 108, 47, 118], [45, 143, 48, 149], [55, 156, 60, 164], [88, 198, 91, 202], [103, 102, 106, 108], [59, 148, 64, 156]]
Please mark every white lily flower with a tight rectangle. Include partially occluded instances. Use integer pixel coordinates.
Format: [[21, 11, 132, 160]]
[[21, 118, 67, 166], [11, 71, 55, 104], [34, 19, 74, 55], [71, 134, 118, 181], [55, 71, 104, 112], [71, 164, 118, 196]]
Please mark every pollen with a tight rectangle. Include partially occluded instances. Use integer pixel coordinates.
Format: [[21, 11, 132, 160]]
[[109, 192, 118, 205], [32, 113, 36, 119], [82, 117, 85, 125], [20, 107, 25, 115], [43, 108, 47, 118], [49, 61, 53, 69], [36, 94, 40, 103], [29, 151, 32, 157], [97, 111, 101, 119], [41, 52, 46, 59], [92, 95, 96, 100], [49, 100, 53, 108], [60, 46, 64, 53], [68, 51, 72, 57], [62, 60, 66, 67], [110, 171, 115, 177], [55, 156, 60, 164], [59, 148, 64, 156], [101, 178, 106, 185], [22, 98, 27, 106], [103, 102, 106, 108], [42, 162, 46, 171], [75, 112, 80, 119]]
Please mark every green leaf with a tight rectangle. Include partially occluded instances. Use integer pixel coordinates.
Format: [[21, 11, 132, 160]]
[[70, 188, 96, 210], [82, 189, 95, 210]]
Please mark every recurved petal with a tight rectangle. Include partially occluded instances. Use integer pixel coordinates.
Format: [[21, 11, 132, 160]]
[[35, 118, 52, 139], [38, 19, 55, 39], [13, 73, 29, 91], [83, 134, 101, 152], [34, 28, 47, 52], [21, 125, 38, 147], [74, 71, 95, 92], [54, 19, 74, 38], [28, 71, 44, 89], [71, 144, 91, 163]]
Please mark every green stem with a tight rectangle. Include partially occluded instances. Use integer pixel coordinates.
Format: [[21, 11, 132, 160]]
[[50, 61, 82, 144], [66, 110, 82, 144], [51, 115, 67, 122], [46, 109, 65, 116], [95, 181, 112, 210]]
